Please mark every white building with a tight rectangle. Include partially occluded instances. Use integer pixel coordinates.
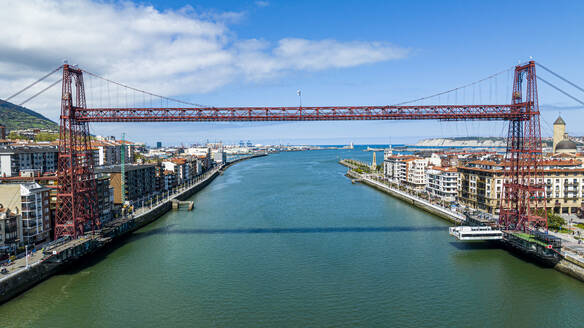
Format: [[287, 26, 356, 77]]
[[0, 183, 51, 245], [92, 138, 134, 166], [426, 166, 459, 202], [212, 149, 227, 164], [184, 147, 210, 157], [384, 155, 429, 190], [162, 158, 195, 184]]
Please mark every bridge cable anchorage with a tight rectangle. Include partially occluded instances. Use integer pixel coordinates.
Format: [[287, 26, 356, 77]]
[[81, 69, 209, 108], [537, 76, 584, 107], [536, 62, 584, 94], [393, 66, 514, 106], [18, 79, 62, 106], [3, 65, 63, 102]]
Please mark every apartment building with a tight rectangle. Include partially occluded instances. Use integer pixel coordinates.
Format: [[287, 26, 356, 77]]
[[163, 170, 177, 191], [184, 147, 212, 170], [0, 208, 19, 254], [384, 154, 437, 190], [542, 159, 584, 214], [212, 149, 227, 164], [95, 164, 156, 206], [0, 145, 58, 177], [458, 158, 584, 215], [162, 158, 193, 184], [0, 183, 51, 245], [426, 166, 459, 202], [92, 138, 134, 166], [457, 160, 504, 215], [95, 173, 115, 223]]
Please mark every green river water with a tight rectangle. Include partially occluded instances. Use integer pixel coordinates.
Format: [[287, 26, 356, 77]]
[[1, 148, 584, 327]]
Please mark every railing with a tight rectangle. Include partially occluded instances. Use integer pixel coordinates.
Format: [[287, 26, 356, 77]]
[[129, 165, 221, 217]]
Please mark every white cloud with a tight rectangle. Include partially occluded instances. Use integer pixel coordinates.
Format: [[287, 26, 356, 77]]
[[0, 0, 409, 120], [255, 1, 270, 7]]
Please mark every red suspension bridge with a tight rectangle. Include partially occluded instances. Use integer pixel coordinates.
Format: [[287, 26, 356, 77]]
[[10, 60, 584, 239]]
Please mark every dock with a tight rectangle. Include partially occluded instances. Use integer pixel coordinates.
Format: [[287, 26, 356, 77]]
[[171, 199, 194, 210]]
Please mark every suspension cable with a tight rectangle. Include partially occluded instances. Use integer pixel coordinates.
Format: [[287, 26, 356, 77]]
[[537, 76, 584, 107], [18, 79, 63, 106], [81, 69, 208, 108], [3, 66, 62, 102], [536, 62, 584, 94], [394, 66, 514, 106]]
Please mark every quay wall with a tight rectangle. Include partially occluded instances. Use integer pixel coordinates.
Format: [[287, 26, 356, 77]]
[[555, 254, 584, 282], [0, 262, 60, 304], [343, 166, 464, 224], [1, 156, 261, 304], [131, 168, 220, 232]]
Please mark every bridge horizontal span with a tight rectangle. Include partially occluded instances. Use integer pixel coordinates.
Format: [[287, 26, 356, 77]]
[[73, 104, 533, 122]]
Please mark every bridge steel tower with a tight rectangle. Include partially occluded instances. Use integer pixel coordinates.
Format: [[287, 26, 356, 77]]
[[54, 61, 546, 239], [499, 61, 547, 231], [55, 64, 98, 239]]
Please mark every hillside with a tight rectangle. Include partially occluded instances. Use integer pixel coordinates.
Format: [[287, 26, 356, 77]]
[[0, 99, 58, 131]]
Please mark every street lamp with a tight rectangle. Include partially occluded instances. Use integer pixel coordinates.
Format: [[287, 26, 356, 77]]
[[297, 89, 302, 108], [25, 245, 29, 269]]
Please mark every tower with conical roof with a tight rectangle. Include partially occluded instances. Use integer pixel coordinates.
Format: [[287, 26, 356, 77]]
[[553, 116, 566, 152]]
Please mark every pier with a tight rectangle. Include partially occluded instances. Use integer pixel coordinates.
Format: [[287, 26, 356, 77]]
[[171, 200, 194, 210]]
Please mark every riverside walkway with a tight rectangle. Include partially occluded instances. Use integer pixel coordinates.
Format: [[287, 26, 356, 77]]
[[339, 159, 465, 223], [0, 165, 222, 284]]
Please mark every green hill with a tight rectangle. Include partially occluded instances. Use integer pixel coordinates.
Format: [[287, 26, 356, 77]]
[[0, 99, 58, 131]]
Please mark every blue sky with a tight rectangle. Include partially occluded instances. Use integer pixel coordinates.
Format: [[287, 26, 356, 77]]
[[1, 0, 583, 145]]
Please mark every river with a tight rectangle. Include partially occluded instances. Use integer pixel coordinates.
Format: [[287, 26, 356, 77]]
[[1, 148, 584, 327]]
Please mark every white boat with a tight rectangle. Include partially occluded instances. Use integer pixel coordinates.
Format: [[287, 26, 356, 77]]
[[449, 226, 503, 241]]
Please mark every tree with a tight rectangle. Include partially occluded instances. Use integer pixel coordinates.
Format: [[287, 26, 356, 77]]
[[547, 211, 566, 230], [34, 132, 58, 142], [7, 132, 26, 140]]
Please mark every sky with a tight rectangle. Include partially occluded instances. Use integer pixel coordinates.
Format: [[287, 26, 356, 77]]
[[0, 0, 583, 145]]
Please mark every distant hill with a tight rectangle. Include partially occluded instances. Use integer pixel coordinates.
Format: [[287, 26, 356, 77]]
[[0, 99, 58, 131], [416, 137, 506, 147]]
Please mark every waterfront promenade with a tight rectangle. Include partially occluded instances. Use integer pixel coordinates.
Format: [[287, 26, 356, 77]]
[[0, 165, 221, 284], [340, 159, 465, 223]]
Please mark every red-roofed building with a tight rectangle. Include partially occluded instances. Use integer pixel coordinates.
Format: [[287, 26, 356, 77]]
[[458, 156, 584, 215], [383, 153, 440, 190]]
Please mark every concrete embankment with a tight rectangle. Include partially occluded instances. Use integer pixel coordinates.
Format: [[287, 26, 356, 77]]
[[340, 160, 584, 283], [223, 153, 267, 169], [555, 253, 584, 282], [0, 155, 263, 304], [340, 162, 464, 224]]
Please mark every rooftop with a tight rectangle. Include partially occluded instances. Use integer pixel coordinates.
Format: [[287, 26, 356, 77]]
[[0, 145, 58, 154], [556, 139, 577, 150]]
